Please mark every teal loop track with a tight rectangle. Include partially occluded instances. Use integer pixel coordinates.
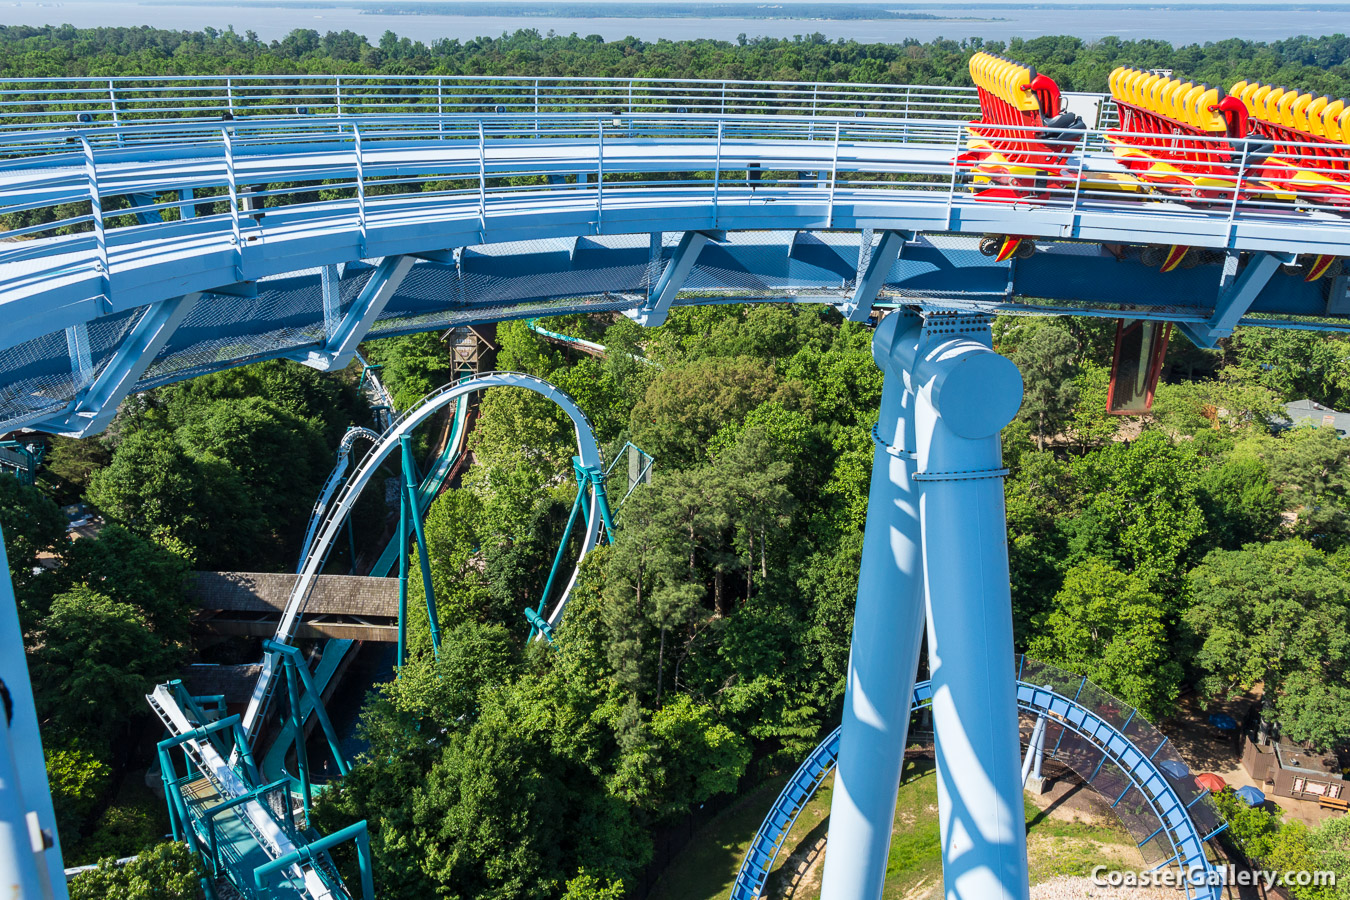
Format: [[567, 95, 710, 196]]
[[241, 370, 608, 744]]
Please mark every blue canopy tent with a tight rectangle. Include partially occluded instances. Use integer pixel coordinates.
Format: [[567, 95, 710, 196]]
[[1158, 759, 1190, 780]]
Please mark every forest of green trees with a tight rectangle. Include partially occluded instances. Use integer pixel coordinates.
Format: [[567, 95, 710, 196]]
[[2, 20, 1350, 900], [2, 21, 1350, 98]]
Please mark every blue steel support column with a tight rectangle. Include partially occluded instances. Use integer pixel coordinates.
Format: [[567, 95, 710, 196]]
[[0, 523, 66, 900], [819, 310, 927, 900], [908, 312, 1026, 900]]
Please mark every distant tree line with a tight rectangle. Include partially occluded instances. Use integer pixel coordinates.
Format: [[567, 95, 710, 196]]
[[1, 24, 1349, 100]]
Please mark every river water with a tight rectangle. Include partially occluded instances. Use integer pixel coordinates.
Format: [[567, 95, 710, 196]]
[[2, 1, 1349, 45]]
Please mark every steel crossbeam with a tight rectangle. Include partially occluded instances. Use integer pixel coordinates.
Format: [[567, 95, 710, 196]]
[[1179, 251, 1289, 348], [38, 292, 202, 437], [627, 230, 721, 327], [839, 229, 910, 322], [284, 255, 414, 372]]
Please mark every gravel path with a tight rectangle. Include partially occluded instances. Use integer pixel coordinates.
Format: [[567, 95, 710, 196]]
[[1031, 875, 1185, 899]]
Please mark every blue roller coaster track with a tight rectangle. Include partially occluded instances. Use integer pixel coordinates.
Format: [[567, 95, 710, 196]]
[[1, 77, 1349, 441], [0, 71, 1339, 900], [733, 661, 1227, 900]]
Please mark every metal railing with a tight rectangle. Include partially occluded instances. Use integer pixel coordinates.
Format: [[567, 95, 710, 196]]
[[0, 74, 981, 130], [2, 113, 1347, 307]]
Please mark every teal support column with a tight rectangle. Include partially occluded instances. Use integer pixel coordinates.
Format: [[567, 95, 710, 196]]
[[532, 485, 586, 639], [232, 720, 260, 787], [574, 460, 592, 530], [589, 469, 617, 542], [909, 313, 1027, 900], [819, 311, 927, 900], [397, 465, 410, 667], [157, 746, 184, 842], [400, 435, 441, 656], [263, 640, 350, 778], [283, 655, 312, 817]]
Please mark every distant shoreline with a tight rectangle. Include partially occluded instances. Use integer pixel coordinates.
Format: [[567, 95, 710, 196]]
[[139, 1, 999, 21], [133, 0, 1350, 9]]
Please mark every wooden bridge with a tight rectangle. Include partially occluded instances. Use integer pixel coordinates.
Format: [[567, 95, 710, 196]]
[[190, 572, 399, 642]]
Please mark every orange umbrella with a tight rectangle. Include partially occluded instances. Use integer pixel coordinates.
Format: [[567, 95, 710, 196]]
[[1195, 773, 1227, 792]]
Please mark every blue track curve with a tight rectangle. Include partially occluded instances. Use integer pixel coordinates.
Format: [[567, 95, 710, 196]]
[[732, 677, 1222, 900], [4, 119, 1347, 326], [2, 83, 1350, 439]]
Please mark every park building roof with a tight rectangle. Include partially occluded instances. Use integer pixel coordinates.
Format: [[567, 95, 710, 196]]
[[1278, 399, 1350, 436]]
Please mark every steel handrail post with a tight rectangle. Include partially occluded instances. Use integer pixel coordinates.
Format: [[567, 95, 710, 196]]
[[1068, 128, 1091, 216], [827, 121, 841, 227], [712, 119, 723, 227], [335, 74, 342, 116], [1227, 137, 1251, 232], [944, 122, 963, 230], [226, 76, 235, 116], [477, 120, 487, 228], [534, 78, 540, 134], [222, 127, 242, 278], [106, 79, 124, 148], [597, 118, 605, 226], [437, 77, 444, 134], [79, 137, 109, 297], [353, 122, 367, 256], [810, 84, 818, 140]]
